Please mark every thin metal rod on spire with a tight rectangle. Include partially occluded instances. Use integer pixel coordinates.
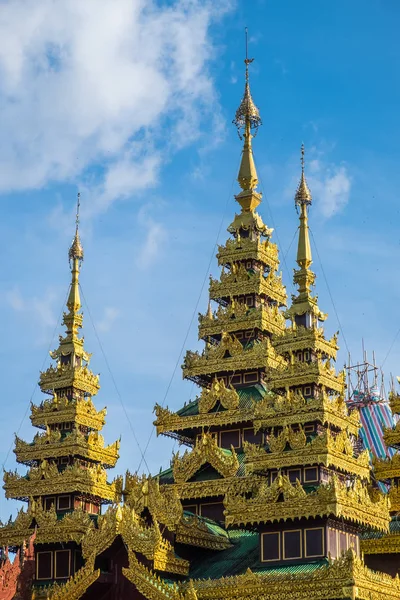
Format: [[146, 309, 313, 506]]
[[76, 192, 81, 233]]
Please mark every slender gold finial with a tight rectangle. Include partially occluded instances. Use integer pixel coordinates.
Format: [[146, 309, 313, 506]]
[[69, 192, 84, 263], [233, 28, 262, 210], [295, 144, 312, 206]]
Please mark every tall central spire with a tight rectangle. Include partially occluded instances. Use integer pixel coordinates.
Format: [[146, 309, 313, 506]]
[[233, 28, 262, 212]]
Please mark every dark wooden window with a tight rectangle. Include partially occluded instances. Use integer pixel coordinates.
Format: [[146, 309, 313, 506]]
[[200, 502, 224, 522], [57, 495, 71, 510], [304, 424, 315, 434], [44, 497, 55, 511], [288, 469, 301, 483], [243, 371, 258, 384], [55, 550, 70, 579], [304, 467, 318, 482], [220, 430, 241, 449], [261, 532, 280, 562], [91, 503, 100, 514], [243, 428, 263, 445], [230, 374, 242, 385], [183, 504, 198, 515], [304, 386, 312, 396], [37, 551, 52, 580], [270, 471, 278, 483], [305, 528, 324, 557], [283, 530, 302, 559]]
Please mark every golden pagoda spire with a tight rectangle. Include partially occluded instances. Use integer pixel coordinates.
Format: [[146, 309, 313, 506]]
[[67, 192, 84, 314], [295, 144, 313, 272], [233, 28, 262, 212], [286, 145, 326, 324], [49, 193, 91, 365]]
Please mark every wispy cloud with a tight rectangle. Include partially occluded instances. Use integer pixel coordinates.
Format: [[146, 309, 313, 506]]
[[308, 159, 351, 218], [0, 0, 232, 212], [97, 307, 119, 333], [136, 209, 167, 269]]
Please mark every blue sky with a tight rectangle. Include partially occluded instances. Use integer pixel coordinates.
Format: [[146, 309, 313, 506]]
[[1, 0, 400, 520]]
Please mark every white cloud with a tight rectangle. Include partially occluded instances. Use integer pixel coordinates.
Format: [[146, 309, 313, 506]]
[[4, 286, 57, 335], [136, 210, 167, 269], [308, 159, 351, 218], [97, 307, 119, 333], [0, 0, 231, 208]]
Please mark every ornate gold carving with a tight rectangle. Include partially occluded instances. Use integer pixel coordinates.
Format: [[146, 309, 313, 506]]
[[183, 333, 286, 380], [175, 513, 232, 550], [389, 391, 400, 415], [209, 267, 287, 306], [216, 237, 279, 271], [362, 532, 400, 555], [15, 427, 120, 468], [30, 395, 106, 431], [383, 421, 400, 447], [198, 302, 285, 339], [198, 379, 239, 413], [267, 359, 345, 393], [181, 550, 400, 600], [172, 433, 239, 483], [4, 460, 122, 503], [124, 474, 183, 531], [253, 389, 359, 434], [373, 455, 400, 481], [168, 473, 261, 501], [224, 474, 390, 531], [39, 363, 100, 396], [154, 403, 253, 436], [273, 325, 338, 359], [42, 559, 99, 600], [244, 427, 370, 479], [123, 549, 188, 600]]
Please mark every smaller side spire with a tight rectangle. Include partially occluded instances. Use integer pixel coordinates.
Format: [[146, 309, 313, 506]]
[[67, 193, 83, 315], [286, 146, 326, 325], [233, 28, 262, 212]]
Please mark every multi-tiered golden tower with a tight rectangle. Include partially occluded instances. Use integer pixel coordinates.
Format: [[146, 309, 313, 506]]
[[0, 199, 122, 589], [1, 44, 400, 600]]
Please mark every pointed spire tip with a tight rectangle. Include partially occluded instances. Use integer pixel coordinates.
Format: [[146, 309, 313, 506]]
[[69, 192, 84, 263], [295, 144, 312, 207]]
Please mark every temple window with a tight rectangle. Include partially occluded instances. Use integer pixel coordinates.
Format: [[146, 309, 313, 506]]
[[44, 497, 55, 511], [220, 429, 241, 449], [230, 374, 242, 385], [246, 296, 254, 307], [303, 386, 312, 397], [183, 504, 198, 515], [304, 351, 310, 362], [283, 530, 302, 559], [199, 502, 224, 522], [57, 495, 71, 511], [36, 551, 53, 580], [287, 468, 301, 483], [304, 424, 314, 434], [54, 550, 70, 579], [243, 428, 263, 445], [304, 528, 324, 557], [243, 371, 258, 384], [261, 532, 280, 561], [304, 467, 318, 483]]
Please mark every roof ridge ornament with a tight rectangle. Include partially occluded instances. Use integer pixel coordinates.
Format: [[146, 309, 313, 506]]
[[295, 144, 312, 207]]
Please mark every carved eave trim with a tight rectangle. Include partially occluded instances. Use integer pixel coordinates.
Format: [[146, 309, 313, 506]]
[[253, 409, 359, 436], [183, 338, 287, 380], [45, 559, 100, 600], [155, 408, 255, 436], [373, 457, 400, 481], [172, 435, 239, 484], [273, 328, 338, 359], [224, 477, 390, 531], [245, 444, 370, 480], [123, 549, 186, 600], [198, 307, 285, 339], [184, 551, 400, 600], [361, 533, 400, 555], [268, 362, 345, 394], [175, 516, 232, 551], [383, 427, 400, 448], [39, 364, 100, 396], [216, 238, 279, 271], [15, 437, 119, 468], [389, 393, 400, 415], [209, 272, 287, 306], [4, 466, 122, 503], [30, 398, 106, 431], [163, 474, 261, 501]]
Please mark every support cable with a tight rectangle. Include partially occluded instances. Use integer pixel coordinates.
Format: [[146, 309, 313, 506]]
[[309, 228, 350, 355], [136, 167, 240, 474], [80, 285, 151, 474]]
